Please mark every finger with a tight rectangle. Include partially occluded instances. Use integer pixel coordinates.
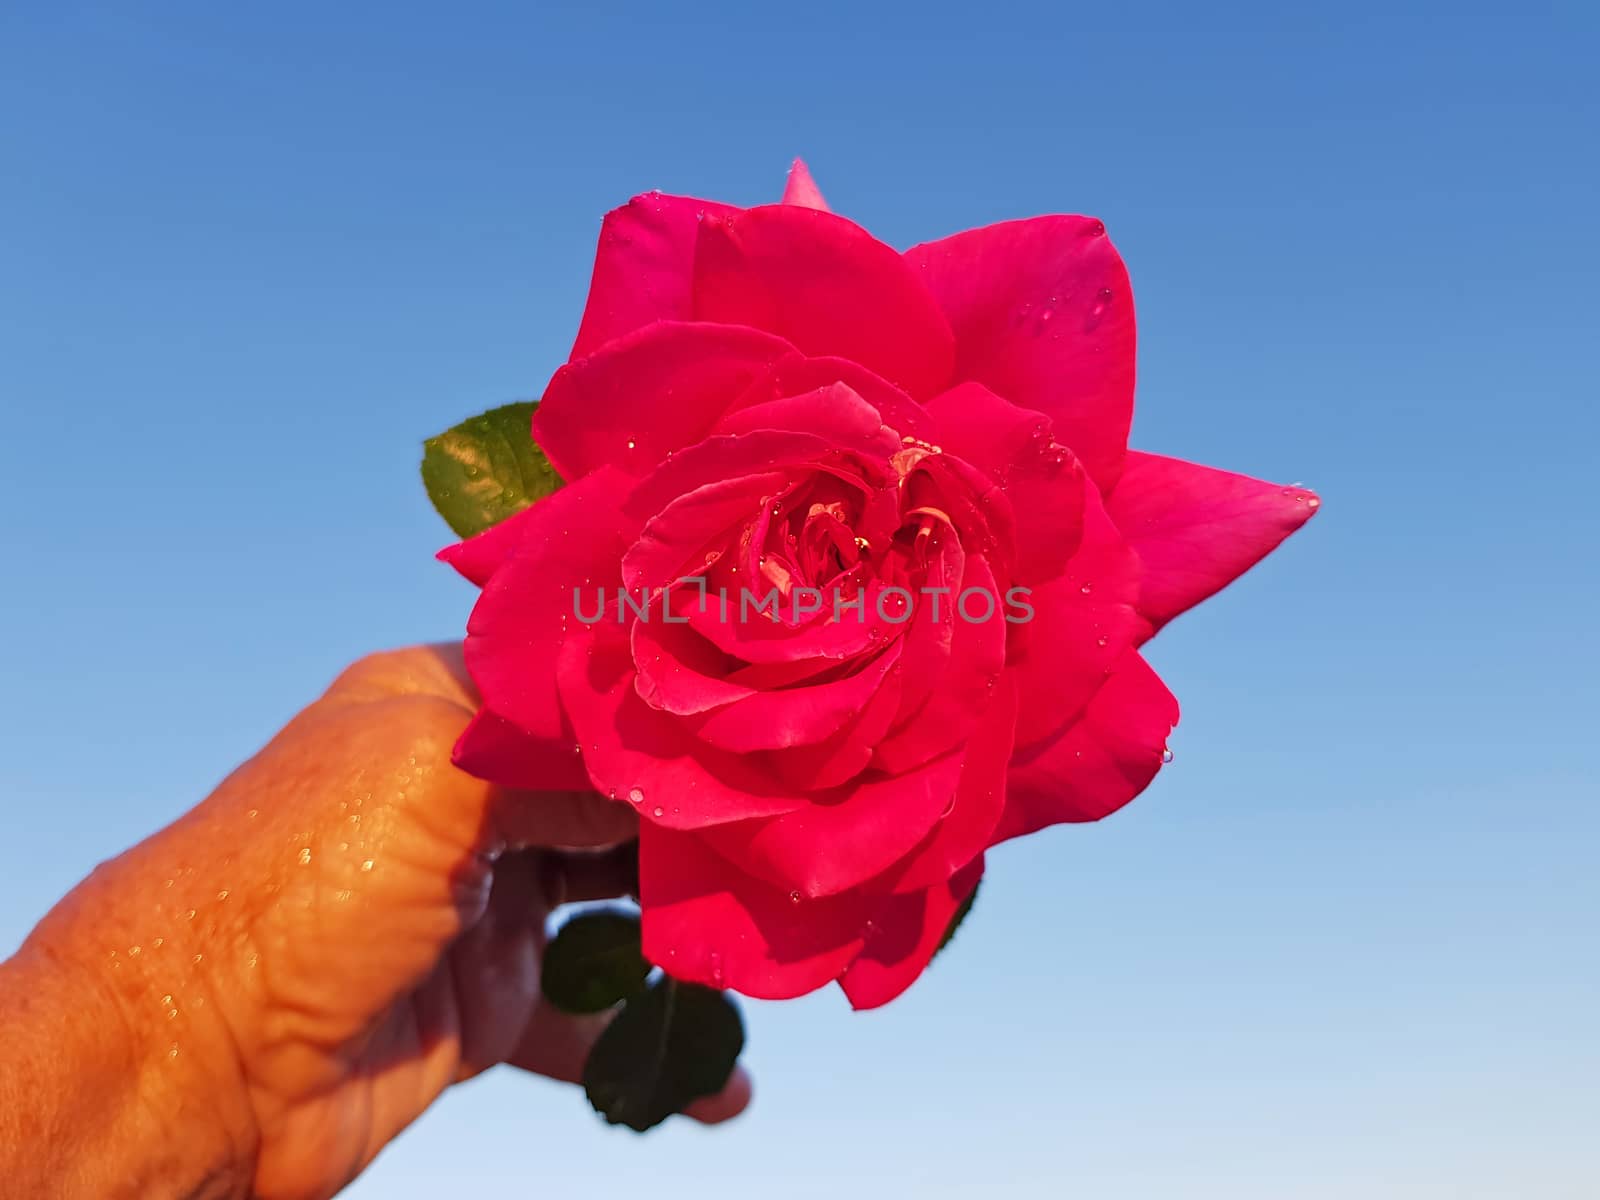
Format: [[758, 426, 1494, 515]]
[[508, 999, 612, 1085], [536, 843, 639, 909], [683, 1064, 753, 1124], [508, 999, 754, 1126], [494, 787, 639, 850]]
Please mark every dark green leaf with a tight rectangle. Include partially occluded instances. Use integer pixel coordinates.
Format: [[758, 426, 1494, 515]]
[[541, 910, 651, 1014], [583, 978, 744, 1133], [421, 401, 563, 538], [935, 878, 980, 956]]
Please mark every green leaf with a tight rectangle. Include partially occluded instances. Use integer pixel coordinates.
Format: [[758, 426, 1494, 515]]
[[421, 401, 563, 538], [583, 978, 745, 1133], [935, 878, 980, 956], [541, 910, 651, 1015]]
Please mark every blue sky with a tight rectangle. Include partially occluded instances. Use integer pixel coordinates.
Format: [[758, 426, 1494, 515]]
[[2, 3, 1596, 1196]]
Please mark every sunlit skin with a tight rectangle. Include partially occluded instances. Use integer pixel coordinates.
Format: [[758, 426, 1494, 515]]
[[0, 646, 751, 1200]]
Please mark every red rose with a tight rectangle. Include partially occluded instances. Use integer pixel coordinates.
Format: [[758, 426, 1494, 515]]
[[442, 161, 1317, 1008]]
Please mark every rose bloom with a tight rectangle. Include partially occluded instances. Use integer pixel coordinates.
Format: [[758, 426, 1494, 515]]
[[442, 162, 1317, 1008]]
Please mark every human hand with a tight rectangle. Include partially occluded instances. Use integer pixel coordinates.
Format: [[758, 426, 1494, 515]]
[[0, 646, 751, 1199]]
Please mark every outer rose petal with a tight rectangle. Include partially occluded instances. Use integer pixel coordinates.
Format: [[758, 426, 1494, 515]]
[[1107, 450, 1320, 630], [924, 381, 1087, 583], [534, 321, 795, 481], [453, 709, 584, 791], [692, 204, 955, 399], [698, 747, 964, 899], [570, 192, 738, 358], [455, 469, 637, 790], [907, 216, 1135, 489], [1008, 484, 1149, 752], [781, 157, 830, 211], [891, 673, 1016, 894], [838, 855, 985, 1010], [994, 649, 1179, 843], [640, 822, 873, 999], [437, 501, 542, 588]]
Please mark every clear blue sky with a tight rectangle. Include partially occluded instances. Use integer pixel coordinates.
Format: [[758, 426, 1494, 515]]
[[2, 3, 1597, 1196]]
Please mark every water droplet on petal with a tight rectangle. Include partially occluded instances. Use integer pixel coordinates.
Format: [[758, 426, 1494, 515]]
[[1161, 747, 1175, 764], [789, 890, 802, 904], [1080, 582, 1093, 596], [627, 786, 644, 805], [652, 806, 664, 818]]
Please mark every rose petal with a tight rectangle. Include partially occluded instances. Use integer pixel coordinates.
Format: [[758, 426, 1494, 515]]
[[720, 354, 934, 443], [838, 855, 985, 1010], [456, 469, 636, 786], [451, 709, 592, 791], [693, 204, 955, 399], [892, 673, 1016, 893], [570, 193, 738, 358], [994, 649, 1178, 842], [766, 664, 905, 792], [924, 381, 1086, 583], [781, 158, 830, 211], [1106, 451, 1320, 631], [1008, 483, 1149, 751], [557, 622, 807, 828], [622, 470, 789, 594], [700, 744, 961, 898], [686, 640, 904, 754], [874, 555, 1008, 774], [907, 216, 1134, 489], [640, 822, 872, 999], [535, 320, 795, 481], [437, 501, 542, 589]]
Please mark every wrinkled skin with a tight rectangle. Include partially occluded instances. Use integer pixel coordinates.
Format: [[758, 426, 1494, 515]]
[[0, 646, 748, 1200], [445, 161, 1320, 1010]]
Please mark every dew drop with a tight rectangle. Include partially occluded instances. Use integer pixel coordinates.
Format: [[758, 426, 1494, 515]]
[[1161, 747, 1175, 764], [297, 848, 312, 866], [360, 859, 375, 872], [1084, 287, 1113, 331], [1096, 635, 1109, 647], [1079, 582, 1093, 596], [789, 890, 802, 904], [1089, 219, 1106, 237], [626, 439, 637, 450], [652, 806, 665, 818], [627, 786, 644, 805]]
